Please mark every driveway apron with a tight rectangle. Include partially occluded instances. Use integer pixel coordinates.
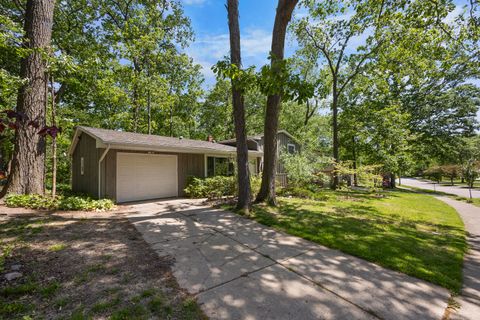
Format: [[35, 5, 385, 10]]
[[127, 199, 450, 320]]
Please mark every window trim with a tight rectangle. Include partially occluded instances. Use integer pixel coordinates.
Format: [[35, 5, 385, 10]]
[[287, 143, 296, 154], [80, 157, 85, 175], [204, 154, 235, 177]]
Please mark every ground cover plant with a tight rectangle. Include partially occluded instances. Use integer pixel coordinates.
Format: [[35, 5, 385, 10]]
[[237, 189, 467, 293], [4, 194, 115, 211]]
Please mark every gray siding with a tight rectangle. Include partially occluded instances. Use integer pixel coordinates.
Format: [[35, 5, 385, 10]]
[[276, 132, 301, 174], [96, 150, 205, 201], [72, 133, 100, 196]]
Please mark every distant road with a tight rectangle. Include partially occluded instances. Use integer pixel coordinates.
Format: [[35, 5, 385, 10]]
[[399, 177, 480, 199]]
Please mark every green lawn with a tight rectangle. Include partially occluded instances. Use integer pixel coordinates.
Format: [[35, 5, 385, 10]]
[[244, 189, 467, 293], [401, 184, 480, 207], [437, 179, 480, 189]]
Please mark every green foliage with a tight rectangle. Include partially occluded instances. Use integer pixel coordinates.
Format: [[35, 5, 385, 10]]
[[335, 161, 383, 192], [278, 185, 329, 201], [184, 175, 262, 199], [184, 176, 236, 199], [423, 166, 444, 183], [213, 56, 315, 104], [248, 190, 466, 292], [5, 194, 115, 211], [280, 151, 329, 186]]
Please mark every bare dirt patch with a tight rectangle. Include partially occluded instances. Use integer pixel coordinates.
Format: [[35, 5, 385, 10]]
[[0, 206, 206, 319]]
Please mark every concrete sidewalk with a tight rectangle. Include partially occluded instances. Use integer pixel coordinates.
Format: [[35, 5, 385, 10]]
[[436, 197, 480, 320], [127, 199, 449, 320]]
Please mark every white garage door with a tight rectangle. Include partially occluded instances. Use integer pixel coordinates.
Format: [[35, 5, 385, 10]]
[[116, 153, 178, 203]]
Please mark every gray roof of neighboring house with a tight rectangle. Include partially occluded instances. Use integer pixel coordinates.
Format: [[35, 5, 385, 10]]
[[69, 126, 263, 156], [219, 130, 299, 144]]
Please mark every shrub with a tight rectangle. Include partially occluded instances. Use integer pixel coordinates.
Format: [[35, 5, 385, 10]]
[[280, 151, 332, 187], [5, 194, 115, 211], [184, 176, 236, 199], [277, 185, 329, 201], [423, 166, 443, 183], [440, 164, 461, 185]]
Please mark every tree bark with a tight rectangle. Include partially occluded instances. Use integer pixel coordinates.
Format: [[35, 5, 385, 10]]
[[1, 0, 54, 197], [256, 0, 298, 205], [227, 0, 251, 212], [331, 86, 340, 189], [147, 90, 151, 134], [51, 75, 57, 198], [352, 136, 358, 187], [390, 172, 396, 188]]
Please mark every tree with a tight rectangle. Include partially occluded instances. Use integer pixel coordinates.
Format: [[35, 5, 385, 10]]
[[294, 0, 393, 188], [256, 0, 299, 205], [1, 0, 55, 196], [226, 0, 251, 211]]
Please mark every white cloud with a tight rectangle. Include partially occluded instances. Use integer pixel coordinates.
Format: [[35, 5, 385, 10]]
[[181, 0, 207, 6], [444, 4, 465, 24], [186, 28, 272, 85]]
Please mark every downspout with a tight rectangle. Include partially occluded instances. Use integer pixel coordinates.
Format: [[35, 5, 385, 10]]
[[98, 145, 111, 199]]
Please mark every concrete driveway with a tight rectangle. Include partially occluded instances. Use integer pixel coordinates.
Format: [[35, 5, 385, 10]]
[[399, 178, 480, 198], [127, 199, 449, 320]]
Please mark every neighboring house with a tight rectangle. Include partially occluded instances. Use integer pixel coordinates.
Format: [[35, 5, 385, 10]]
[[68, 126, 262, 203], [219, 130, 301, 185]]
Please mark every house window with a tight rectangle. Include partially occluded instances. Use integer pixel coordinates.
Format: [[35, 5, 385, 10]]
[[207, 156, 234, 177], [287, 143, 296, 154], [80, 157, 85, 175]]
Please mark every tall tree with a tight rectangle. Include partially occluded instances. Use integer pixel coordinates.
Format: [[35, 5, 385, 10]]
[[1, 0, 55, 196], [226, 0, 251, 211], [256, 0, 299, 205]]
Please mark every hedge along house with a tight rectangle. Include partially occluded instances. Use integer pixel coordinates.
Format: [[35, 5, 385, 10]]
[[68, 126, 263, 203]]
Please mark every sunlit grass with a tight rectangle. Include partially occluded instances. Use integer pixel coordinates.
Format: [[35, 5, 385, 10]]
[[246, 189, 466, 293]]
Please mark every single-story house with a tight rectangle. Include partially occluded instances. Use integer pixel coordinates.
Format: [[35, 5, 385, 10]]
[[68, 126, 263, 203], [219, 130, 300, 185]]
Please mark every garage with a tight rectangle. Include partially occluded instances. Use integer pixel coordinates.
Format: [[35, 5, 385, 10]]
[[116, 153, 178, 203], [70, 126, 263, 202]]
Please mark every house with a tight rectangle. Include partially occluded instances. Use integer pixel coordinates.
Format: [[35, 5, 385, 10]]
[[219, 130, 300, 185], [68, 126, 263, 203]]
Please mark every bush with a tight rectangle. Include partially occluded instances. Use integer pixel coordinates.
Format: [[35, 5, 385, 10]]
[[423, 166, 443, 183], [184, 175, 263, 200], [277, 185, 329, 201], [5, 194, 115, 211], [184, 176, 236, 199]]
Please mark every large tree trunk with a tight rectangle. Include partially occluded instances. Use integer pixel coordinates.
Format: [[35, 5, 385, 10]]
[[51, 75, 57, 198], [390, 172, 396, 188], [1, 0, 54, 197], [352, 136, 358, 187], [256, 0, 298, 205], [227, 0, 251, 212], [331, 89, 340, 189]]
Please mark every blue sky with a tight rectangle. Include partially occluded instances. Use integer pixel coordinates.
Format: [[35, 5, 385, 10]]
[[182, 0, 285, 87], [181, 0, 479, 120]]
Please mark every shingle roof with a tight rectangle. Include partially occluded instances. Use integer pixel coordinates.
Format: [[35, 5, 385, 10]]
[[72, 126, 262, 155], [219, 130, 298, 144]]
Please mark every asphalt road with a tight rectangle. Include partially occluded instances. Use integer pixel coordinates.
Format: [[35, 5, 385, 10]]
[[399, 177, 480, 199]]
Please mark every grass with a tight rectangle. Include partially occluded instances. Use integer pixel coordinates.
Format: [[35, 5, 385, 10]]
[[437, 179, 480, 189], [48, 243, 67, 252], [401, 184, 480, 207], [242, 189, 467, 293]]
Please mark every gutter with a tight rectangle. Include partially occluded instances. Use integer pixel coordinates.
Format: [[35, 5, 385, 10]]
[[98, 145, 110, 199]]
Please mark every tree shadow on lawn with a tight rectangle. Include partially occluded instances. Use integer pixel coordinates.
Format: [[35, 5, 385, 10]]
[[252, 200, 466, 293], [0, 213, 206, 320]]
